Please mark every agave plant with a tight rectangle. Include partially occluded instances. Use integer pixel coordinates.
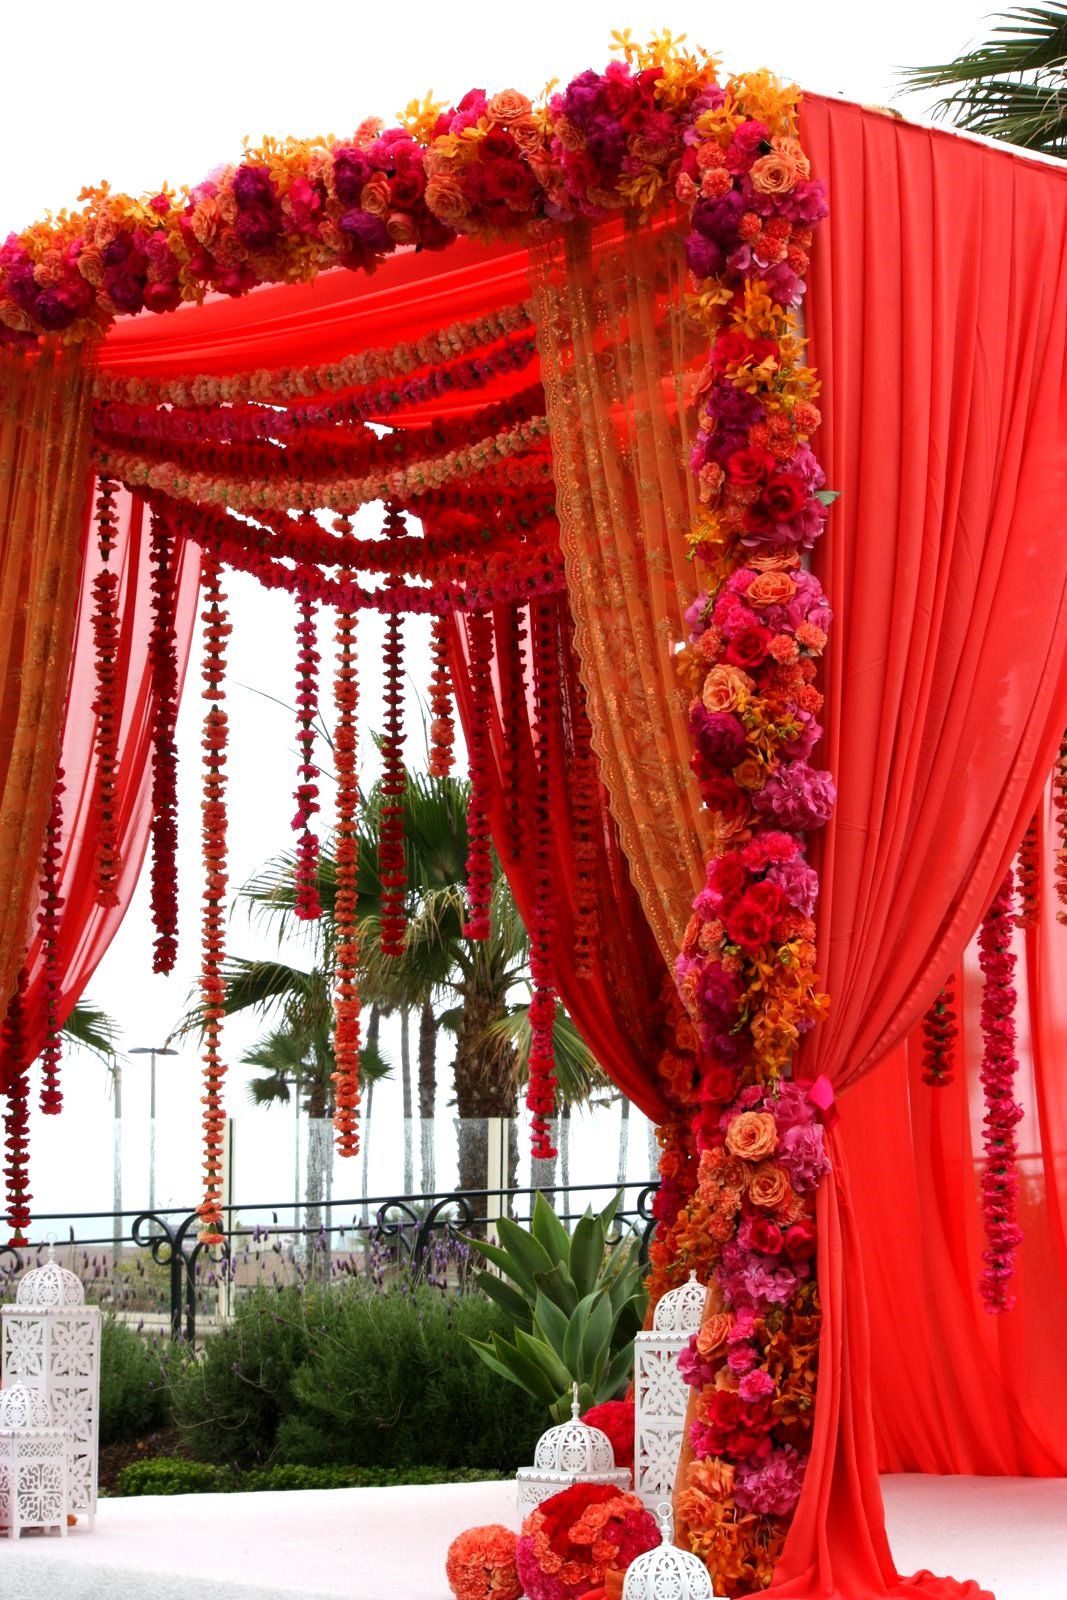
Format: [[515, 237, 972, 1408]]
[[464, 1191, 647, 1420]]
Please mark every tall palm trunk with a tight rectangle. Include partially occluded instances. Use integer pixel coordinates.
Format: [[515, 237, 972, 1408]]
[[453, 983, 517, 1204], [617, 1095, 631, 1187], [400, 1006, 414, 1194], [361, 1006, 381, 1232], [560, 1101, 572, 1197], [305, 1074, 332, 1283], [418, 998, 437, 1195]]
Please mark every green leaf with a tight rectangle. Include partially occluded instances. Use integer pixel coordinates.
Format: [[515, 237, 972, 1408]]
[[601, 1343, 637, 1402], [533, 1291, 570, 1361], [460, 1235, 535, 1297], [562, 1292, 595, 1376], [493, 1216, 557, 1289], [815, 488, 840, 506], [470, 1335, 557, 1406], [533, 1262, 579, 1317], [530, 1191, 571, 1262], [569, 1212, 604, 1299], [475, 1271, 535, 1329], [513, 1329, 572, 1394], [584, 1293, 614, 1377]]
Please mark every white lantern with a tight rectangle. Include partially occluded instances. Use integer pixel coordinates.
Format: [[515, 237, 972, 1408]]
[[633, 1271, 707, 1509], [623, 1501, 713, 1600], [2, 1242, 100, 1528], [0, 1384, 70, 1540], [516, 1384, 631, 1515]]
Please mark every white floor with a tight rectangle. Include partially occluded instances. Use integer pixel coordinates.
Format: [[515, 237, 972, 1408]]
[[2, 1476, 1064, 1600]]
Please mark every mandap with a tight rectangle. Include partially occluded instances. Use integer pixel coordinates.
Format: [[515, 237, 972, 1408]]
[[1, 38, 1066, 1600]]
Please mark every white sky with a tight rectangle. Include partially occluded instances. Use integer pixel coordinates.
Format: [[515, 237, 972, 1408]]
[[2, 0, 995, 1240]]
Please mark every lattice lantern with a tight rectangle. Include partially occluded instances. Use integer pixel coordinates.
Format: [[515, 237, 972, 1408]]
[[1, 1243, 100, 1527], [623, 1501, 713, 1600], [634, 1271, 708, 1509], [0, 1384, 70, 1540], [516, 1384, 631, 1514]]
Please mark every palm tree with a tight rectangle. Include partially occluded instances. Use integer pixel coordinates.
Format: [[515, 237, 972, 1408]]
[[62, 1000, 119, 1062], [900, 4, 1067, 156]]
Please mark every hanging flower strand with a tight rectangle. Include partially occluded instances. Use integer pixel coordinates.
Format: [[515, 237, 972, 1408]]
[[463, 612, 494, 942], [1014, 814, 1040, 929], [428, 615, 456, 778], [1054, 732, 1067, 921], [90, 478, 122, 906], [2, 968, 32, 1246], [293, 583, 323, 921], [379, 511, 409, 958], [527, 599, 559, 1160], [148, 512, 181, 971], [332, 560, 361, 1158], [977, 869, 1024, 1313], [197, 557, 231, 1245], [37, 765, 66, 1113], [921, 982, 958, 1088]]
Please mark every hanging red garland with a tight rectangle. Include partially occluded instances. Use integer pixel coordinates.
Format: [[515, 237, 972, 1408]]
[[379, 510, 409, 958], [90, 479, 122, 907], [148, 512, 181, 972], [37, 765, 66, 1114], [428, 615, 456, 778], [2, 968, 32, 1245], [332, 558, 362, 1158], [920, 981, 958, 1088], [977, 869, 1024, 1313], [293, 584, 323, 921], [1014, 814, 1040, 930], [197, 558, 230, 1245], [1054, 732, 1067, 922], [527, 598, 559, 1160], [463, 611, 494, 942], [500, 607, 527, 861]]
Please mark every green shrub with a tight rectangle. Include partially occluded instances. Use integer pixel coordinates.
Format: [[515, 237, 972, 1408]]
[[99, 1317, 173, 1448], [115, 1458, 227, 1496]]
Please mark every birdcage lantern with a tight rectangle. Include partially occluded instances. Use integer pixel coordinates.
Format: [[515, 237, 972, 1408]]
[[516, 1384, 632, 1515], [633, 1271, 708, 1509], [623, 1501, 713, 1600], [1, 1241, 100, 1528], [0, 1384, 71, 1540]]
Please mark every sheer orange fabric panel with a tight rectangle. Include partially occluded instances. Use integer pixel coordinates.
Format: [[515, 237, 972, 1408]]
[[0, 348, 94, 1017], [530, 219, 709, 965]]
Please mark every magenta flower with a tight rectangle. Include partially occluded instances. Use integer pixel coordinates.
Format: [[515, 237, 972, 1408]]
[[753, 761, 836, 832]]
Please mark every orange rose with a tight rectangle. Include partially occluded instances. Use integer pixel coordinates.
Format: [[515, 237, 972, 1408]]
[[77, 246, 105, 286], [773, 135, 811, 179], [747, 1163, 794, 1211], [359, 173, 393, 217], [725, 1111, 778, 1162], [487, 88, 533, 124], [747, 571, 797, 608], [696, 1312, 732, 1359], [732, 758, 765, 792], [425, 175, 470, 225], [750, 151, 800, 196], [386, 212, 418, 246], [748, 549, 801, 573], [553, 114, 585, 152], [508, 115, 543, 154], [702, 664, 751, 714]]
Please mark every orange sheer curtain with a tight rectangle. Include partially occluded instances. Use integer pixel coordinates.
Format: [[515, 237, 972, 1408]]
[[0, 348, 94, 1018], [530, 218, 708, 963]]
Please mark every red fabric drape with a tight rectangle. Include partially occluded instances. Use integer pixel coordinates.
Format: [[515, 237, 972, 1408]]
[[450, 594, 671, 1124], [850, 791, 1067, 1477], [6, 487, 200, 1087], [759, 99, 1067, 1599]]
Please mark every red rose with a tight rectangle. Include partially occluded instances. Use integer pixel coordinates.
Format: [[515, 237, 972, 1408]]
[[743, 498, 776, 535], [746, 1216, 784, 1254], [697, 775, 752, 833], [711, 329, 776, 373], [710, 852, 749, 904], [389, 167, 426, 207], [783, 1219, 818, 1261], [726, 625, 774, 670], [725, 880, 786, 951], [726, 446, 775, 488], [764, 473, 807, 522], [484, 160, 536, 208]]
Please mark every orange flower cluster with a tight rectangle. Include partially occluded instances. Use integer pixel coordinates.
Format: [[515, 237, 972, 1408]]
[[446, 1525, 522, 1600], [331, 562, 362, 1159], [428, 615, 456, 777], [196, 558, 231, 1245]]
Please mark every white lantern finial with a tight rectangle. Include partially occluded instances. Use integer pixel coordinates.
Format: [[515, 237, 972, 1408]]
[[571, 1382, 581, 1421]]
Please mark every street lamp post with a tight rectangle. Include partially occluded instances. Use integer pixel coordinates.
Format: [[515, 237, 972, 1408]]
[[129, 1046, 178, 1219]]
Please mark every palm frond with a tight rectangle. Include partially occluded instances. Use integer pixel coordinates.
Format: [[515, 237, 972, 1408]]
[[478, 1005, 611, 1108], [61, 1000, 118, 1062]]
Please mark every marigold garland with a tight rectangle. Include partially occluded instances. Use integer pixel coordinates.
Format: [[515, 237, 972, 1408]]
[[1054, 733, 1067, 922], [921, 983, 958, 1089], [90, 479, 122, 907], [147, 512, 181, 972], [527, 599, 559, 1161], [379, 513, 409, 958], [37, 765, 66, 1114], [197, 558, 231, 1245], [331, 563, 362, 1157], [462, 612, 495, 943], [500, 607, 528, 860], [977, 869, 1024, 1314], [428, 615, 457, 778], [293, 587, 323, 921], [2, 968, 32, 1245]]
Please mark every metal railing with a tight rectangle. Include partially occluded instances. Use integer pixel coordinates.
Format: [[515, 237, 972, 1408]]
[[0, 1180, 660, 1343]]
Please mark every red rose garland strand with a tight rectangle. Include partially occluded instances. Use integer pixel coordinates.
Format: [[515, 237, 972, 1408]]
[[197, 558, 230, 1245], [1014, 814, 1040, 930], [2, 968, 32, 1245], [527, 599, 558, 1160], [37, 765, 66, 1114], [90, 479, 122, 907], [379, 518, 408, 958], [1054, 733, 1067, 921], [977, 869, 1024, 1313], [462, 612, 494, 942], [148, 512, 180, 972], [428, 616, 456, 778], [293, 587, 323, 921], [332, 567, 361, 1158], [921, 981, 958, 1088]]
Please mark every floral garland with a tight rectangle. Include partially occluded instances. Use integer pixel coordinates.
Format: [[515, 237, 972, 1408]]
[[462, 613, 494, 942], [1, 38, 719, 347], [428, 616, 456, 778], [527, 598, 559, 1160], [2, 968, 31, 1245], [1054, 733, 1067, 922], [292, 591, 323, 921], [379, 567, 409, 958], [148, 512, 181, 971], [37, 765, 66, 1114], [331, 564, 362, 1158], [921, 983, 958, 1088], [1014, 815, 1039, 929], [90, 479, 123, 907], [977, 870, 1024, 1313], [196, 558, 230, 1244]]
